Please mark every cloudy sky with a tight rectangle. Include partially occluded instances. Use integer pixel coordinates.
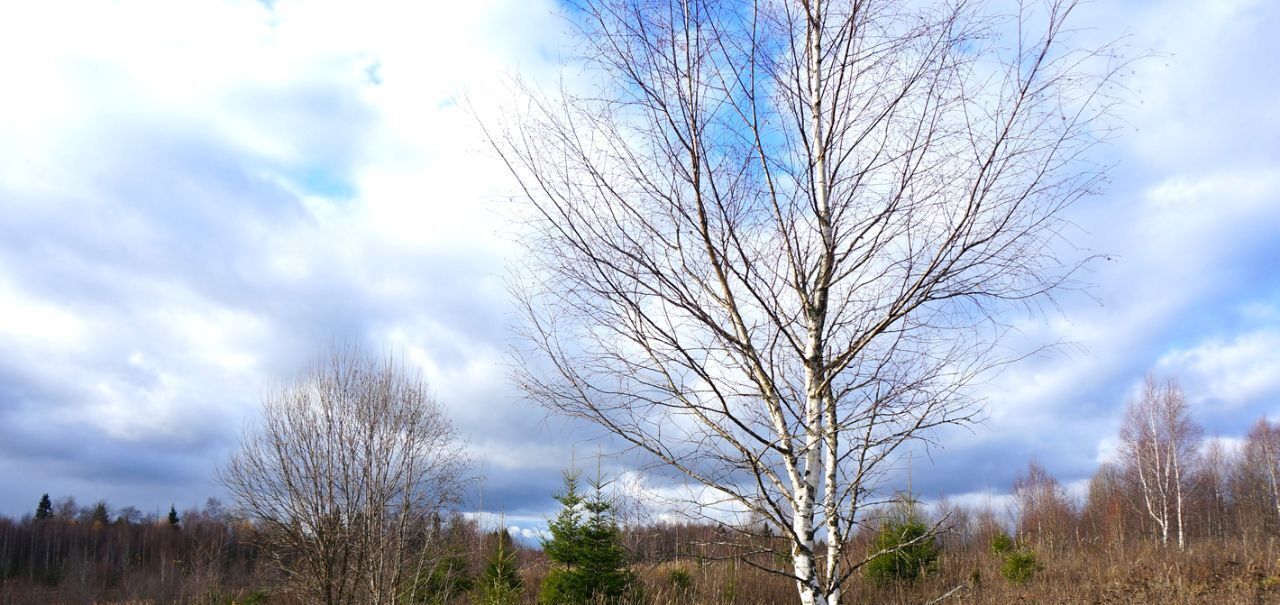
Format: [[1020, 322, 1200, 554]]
[[0, 0, 1277, 535]]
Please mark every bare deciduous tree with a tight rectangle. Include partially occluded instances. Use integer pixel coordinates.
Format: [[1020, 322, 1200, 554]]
[[1195, 437, 1234, 539], [1012, 460, 1076, 550], [1117, 375, 1200, 550], [484, 0, 1121, 602], [1081, 462, 1134, 546], [219, 347, 469, 605], [1240, 417, 1280, 530]]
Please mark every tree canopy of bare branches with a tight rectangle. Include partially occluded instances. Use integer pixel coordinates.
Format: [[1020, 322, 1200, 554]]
[[1117, 375, 1201, 550], [219, 347, 470, 605], [1240, 417, 1280, 531], [484, 0, 1122, 602], [1012, 460, 1076, 550]]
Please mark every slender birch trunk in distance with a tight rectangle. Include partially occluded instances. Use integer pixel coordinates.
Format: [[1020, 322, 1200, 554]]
[[1119, 375, 1200, 551]]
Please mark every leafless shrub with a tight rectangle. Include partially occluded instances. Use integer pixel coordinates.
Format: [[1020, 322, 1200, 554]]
[[219, 346, 470, 605]]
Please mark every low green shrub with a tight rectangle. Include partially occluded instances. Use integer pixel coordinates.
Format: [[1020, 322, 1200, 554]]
[[865, 517, 940, 586], [240, 590, 269, 605], [666, 566, 693, 595], [1000, 548, 1041, 584], [990, 531, 1015, 555]]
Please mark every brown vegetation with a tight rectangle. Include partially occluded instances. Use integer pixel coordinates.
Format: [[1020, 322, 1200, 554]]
[[0, 498, 267, 605], [3, 380, 1279, 604], [5, 421, 1280, 605], [2, 351, 1275, 605], [615, 538, 1280, 605]]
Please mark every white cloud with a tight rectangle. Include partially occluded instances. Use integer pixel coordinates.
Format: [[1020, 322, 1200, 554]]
[[460, 511, 547, 544], [1158, 328, 1280, 414], [0, 0, 1277, 523], [0, 281, 87, 348], [1202, 436, 1245, 457], [875, 0, 1280, 498], [511, 526, 545, 542], [1095, 436, 1121, 465], [0, 0, 566, 514], [936, 490, 1017, 518]]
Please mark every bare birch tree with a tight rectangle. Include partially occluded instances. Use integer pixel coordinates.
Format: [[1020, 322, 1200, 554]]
[[219, 347, 470, 605], [1197, 437, 1234, 539], [484, 1, 1121, 602], [1117, 375, 1200, 550], [1241, 417, 1280, 530], [1012, 460, 1075, 550]]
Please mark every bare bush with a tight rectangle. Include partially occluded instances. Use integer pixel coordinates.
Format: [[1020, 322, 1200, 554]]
[[219, 346, 470, 605]]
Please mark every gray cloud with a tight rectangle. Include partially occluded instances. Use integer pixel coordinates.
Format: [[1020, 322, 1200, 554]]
[[0, 0, 1278, 522]]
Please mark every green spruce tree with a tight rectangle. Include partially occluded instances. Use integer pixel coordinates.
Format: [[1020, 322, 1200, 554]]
[[864, 493, 940, 586], [167, 505, 181, 529], [578, 475, 632, 598], [541, 471, 587, 604], [34, 494, 52, 520], [539, 469, 632, 604], [477, 527, 523, 605], [90, 501, 110, 527]]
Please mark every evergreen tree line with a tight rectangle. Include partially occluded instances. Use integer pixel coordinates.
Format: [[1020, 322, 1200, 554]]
[[0, 495, 521, 604], [0, 472, 634, 605], [0, 497, 261, 603]]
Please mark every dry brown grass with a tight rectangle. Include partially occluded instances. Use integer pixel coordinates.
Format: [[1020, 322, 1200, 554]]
[[608, 538, 1280, 604], [6, 538, 1277, 604]]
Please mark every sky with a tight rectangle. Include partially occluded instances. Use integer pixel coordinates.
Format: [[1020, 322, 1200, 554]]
[[0, 0, 1277, 539]]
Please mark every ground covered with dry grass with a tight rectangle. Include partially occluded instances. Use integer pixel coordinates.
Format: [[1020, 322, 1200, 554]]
[[601, 538, 1280, 605]]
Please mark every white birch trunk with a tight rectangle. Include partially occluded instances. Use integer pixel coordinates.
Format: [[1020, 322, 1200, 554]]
[[1263, 437, 1280, 527], [486, 1, 1121, 602], [1172, 442, 1185, 551], [795, 1, 833, 603]]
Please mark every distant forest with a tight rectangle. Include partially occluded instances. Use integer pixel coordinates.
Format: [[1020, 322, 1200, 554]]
[[1, 399, 1279, 604]]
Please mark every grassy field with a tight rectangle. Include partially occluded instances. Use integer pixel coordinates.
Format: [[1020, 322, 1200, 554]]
[[575, 538, 1280, 605], [3, 518, 1279, 604]]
